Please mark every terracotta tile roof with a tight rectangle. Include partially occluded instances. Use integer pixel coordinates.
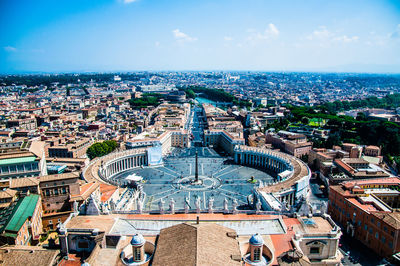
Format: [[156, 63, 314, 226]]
[[99, 183, 117, 202], [270, 218, 299, 265], [0, 151, 37, 160], [372, 212, 400, 230], [0, 246, 59, 266], [70, 182, 99, 202], [351, 177, 400, 186], [347, 198, 378, 213], [152, 223, 242, 266], [39, 172, 80, 183], [0, 189, 17, 199], [334, 159, 354, 174], [9, 177, 40, 188]]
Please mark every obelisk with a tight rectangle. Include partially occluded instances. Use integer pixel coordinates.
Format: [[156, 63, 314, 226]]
[[195, 150, 199, 183]]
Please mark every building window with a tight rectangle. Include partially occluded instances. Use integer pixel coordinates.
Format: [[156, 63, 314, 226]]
[[134, 248, 141, 261], [49, 220, 52, 224], [382, 237, 386, 243], [310, 247, 320, 254], [377, 222, 380, 228], [389, 242, 393, 248], [253, 247, 261, 261], [375, 232, 379, 239]]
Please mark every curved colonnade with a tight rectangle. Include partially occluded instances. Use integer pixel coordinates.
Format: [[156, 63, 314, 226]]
[[234, 145, 311, 210], [83, 145, 310, 212], [82, 148, 148, 185]]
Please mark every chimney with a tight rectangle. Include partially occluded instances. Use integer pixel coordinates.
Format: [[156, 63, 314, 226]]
[[196, 216, 200, 224]]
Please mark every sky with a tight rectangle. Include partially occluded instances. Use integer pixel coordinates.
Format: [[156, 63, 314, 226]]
[[1, 0, 400, 73]]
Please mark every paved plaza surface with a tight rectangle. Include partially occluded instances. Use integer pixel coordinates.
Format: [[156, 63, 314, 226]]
[[110, 218, 285, 236], [113, 147, 276, 212]]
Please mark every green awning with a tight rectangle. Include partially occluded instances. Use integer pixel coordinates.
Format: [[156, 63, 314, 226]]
[[0, 156, 36, 166]]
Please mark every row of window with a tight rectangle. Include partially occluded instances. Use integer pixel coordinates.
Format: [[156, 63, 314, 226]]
[[0, 163, 39, 174], [43, 186, 69, 197], [331, 200, 394, 236]]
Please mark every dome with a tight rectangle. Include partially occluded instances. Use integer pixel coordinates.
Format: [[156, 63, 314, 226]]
[[249, 233, 264, 246], [130, 234, 145, 246]]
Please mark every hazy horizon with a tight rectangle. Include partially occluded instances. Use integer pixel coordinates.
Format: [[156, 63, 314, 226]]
[[1, 0, 400, 74]]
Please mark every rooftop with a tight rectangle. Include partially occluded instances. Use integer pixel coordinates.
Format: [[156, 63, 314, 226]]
[[152, 223, 242, 266], [0, 245, 59, 266], [2, 194, 40, 234], [39, 172, 80, 183], [9, 177, 40, 188]]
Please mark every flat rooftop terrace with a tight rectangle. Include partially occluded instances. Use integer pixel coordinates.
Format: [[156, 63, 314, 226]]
[[109, 218, 286, 236], [65, 213, 287, 236]]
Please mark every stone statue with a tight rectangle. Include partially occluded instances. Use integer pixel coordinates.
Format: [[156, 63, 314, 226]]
[[137, 199, 143, 214], [256, 199, 262, 213], [158, 199, 165, 214], [321, 202, 328, 214], [169, 198, 175, 214], [184, 196, 190, 214], [195, 196, 201, 213], [281, 200, 288, 212], [73, 201, 78, 213], [223, 198, 229, 213], [208, 197, 214, 213], [232, 198, 238, 214]]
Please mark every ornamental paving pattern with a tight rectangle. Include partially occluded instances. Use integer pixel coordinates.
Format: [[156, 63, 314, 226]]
[[112, 147, 276, 212]]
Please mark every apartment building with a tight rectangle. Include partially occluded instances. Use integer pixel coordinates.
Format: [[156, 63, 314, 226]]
[[334, 158, 390, 179], [47, 137, 92, 158], [0, 150, 42, 180], [39, 172, 81, 230], [0, 194, 43, 245], [329, 177, 400, 258], [266, 130, 313, 158]]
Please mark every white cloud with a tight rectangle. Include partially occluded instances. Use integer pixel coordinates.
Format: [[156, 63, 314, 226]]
[[4, 46, 17, 52], [267, 23, 279, 36], [224, 36, 233, 41], [245, 23, 280, 44], [306, 26, 359, 44], [123, 0, 139, 3], [390, 24, 400, 39], [172, 29, 197, 43], [306, 26, 333, 40], [333, 35, 359, 43]]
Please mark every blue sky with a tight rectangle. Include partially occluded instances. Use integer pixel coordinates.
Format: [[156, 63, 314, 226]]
[[1, 0, 400, 73]]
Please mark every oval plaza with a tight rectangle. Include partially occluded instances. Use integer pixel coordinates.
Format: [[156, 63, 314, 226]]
[[84, 130, 311, 213]]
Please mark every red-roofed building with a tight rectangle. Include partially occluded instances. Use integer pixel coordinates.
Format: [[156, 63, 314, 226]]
[[329, 177, 400, 258]]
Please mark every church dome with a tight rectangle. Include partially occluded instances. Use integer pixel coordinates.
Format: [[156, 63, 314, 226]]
[[130, 234, 145, 246], [249, 233, 264, 246]]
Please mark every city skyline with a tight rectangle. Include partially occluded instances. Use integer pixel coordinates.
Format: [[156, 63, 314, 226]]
[[1, 0, 400, 73]]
